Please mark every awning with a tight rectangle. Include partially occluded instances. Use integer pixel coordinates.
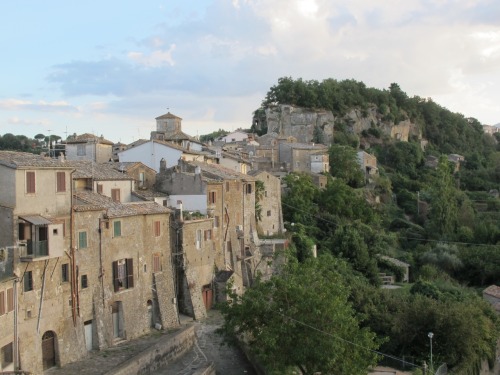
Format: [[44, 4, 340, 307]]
[[19, 215, 53, 225]]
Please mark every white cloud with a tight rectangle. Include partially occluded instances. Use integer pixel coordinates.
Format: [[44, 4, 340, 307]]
[[0, 99, 79, 112], [7, 117, 50, 126], [128, 44, 176, 67]]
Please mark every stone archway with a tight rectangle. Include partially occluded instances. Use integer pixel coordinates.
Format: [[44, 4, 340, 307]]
[[41, 331, 57, 370]]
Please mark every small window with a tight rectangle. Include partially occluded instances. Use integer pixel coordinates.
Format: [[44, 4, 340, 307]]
[[196, 230, 202, 250], [56, 171, 66, 192], [208, 191, 216, 204], [26, 171, 36, 194], [113, 221, 122, 237], [24, 271, 33, 292], [111, 188, 121, 202], [214, 216, 220, 228], [246, 184, 252, 194], [267, 210, 271, 217], [112, 258, 134, 292], [77, 144, 86, 156], [204, 229, 212, 241], [79, 231, 88, 249], [61, 264, 69, 283], [153, 221, 161, 237], [97, 184, 103, 194], [226, 182, 230, 191], [81, 275, 88, 289]]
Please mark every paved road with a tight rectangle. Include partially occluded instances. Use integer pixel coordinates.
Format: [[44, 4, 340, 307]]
[[155, 311, 256, 375]]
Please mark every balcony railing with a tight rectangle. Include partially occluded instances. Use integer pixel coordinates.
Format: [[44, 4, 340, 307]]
[[19, 240, 48, 259]]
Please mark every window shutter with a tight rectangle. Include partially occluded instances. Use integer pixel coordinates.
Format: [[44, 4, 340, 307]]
[[126, 258, 134, 288], [56, 172, 66, 192], [26, 171, 35, 193], [0, 291, 5, 315], [7, 288, 13, 312], [112, 261, 119, 292]]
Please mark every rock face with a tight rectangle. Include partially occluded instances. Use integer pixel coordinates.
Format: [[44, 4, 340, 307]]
[[256, 104, 421, 144]]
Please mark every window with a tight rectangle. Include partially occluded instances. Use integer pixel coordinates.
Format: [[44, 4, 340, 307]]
[[196, 230, 202, 250], [97, 184, 103, 194], [77, 144, 86, 156], [265, 191, 268, 197], [81, 275, 88, 289], [56, 171, 66, 192], [208, 191, 216, 204], [112, 259, 134, 292], [214, 216, 220, 228], [0, 291, 4, 315], [139, 172, 145, 187], [1, 342, 13, 369], [26, 171, 36, 194], [113, 221, 121, 237], [78, 231, 88, 249], [225, 182, 230, 191], [153, 253, 161, 273], [7, 288, 13, 312], [246, 184, 252, 194], [24, 271, 33, 292], [204, 229, 212, 241], [267, 210, 271, 217], [111, 188, 121, 202], [153, 221, 161, 237], [61, 264, 69, 283]]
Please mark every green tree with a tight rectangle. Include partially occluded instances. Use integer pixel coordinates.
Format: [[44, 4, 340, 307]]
[[218, 255, 380, 375], [329, 144, 365, 187]]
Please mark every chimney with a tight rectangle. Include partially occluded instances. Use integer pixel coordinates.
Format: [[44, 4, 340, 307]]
[[58, 153, 65, 162], [177, 200, 183, 222]]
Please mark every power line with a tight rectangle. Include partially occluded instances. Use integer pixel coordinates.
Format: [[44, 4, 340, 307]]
[[281, 201, 499, 248], [275, 309, 422, 369]]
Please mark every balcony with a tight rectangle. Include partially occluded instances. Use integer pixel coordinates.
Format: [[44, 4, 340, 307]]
[[19, 240, 48, 259], [18, 216, 64, 262]]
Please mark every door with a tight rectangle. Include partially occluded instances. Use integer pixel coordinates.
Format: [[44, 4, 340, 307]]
[[42, 331, 56, 370], [202, 285, 213, 311], [112, 302, 124, 339], [84, 320, 93, 351]]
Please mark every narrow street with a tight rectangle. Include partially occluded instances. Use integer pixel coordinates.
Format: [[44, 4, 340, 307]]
[[154, 310, 256, 374]]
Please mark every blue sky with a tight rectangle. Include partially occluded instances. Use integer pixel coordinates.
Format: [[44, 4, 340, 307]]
[[1, 0, 499, 144]]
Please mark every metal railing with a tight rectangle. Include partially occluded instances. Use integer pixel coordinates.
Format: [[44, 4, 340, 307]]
[[19, 240, 48, 258]]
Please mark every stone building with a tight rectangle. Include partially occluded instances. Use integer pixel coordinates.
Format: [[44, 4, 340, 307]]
[[65, 133, 114, 163], [357, 150, 378, 178], [107, 161, 157, 191], [248, 170, 284, 237], [73, 191, 179, 348], [0, 151, 179, 374], [156, 160, 261, 314], [278, 142, 329, 174], [0, 151, 81, 374], [151, 112, 204, 152]]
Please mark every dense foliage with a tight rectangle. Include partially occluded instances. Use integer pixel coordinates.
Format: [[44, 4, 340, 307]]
[[218, 255, 380, 375]]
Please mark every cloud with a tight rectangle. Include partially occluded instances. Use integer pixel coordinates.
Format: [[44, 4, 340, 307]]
[[128, 44, 176, 67], [0, 99, 79, 113], [7, 117, 50, 126]]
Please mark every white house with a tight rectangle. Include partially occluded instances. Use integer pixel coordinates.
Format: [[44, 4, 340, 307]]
[[217, 130, 248, 143]]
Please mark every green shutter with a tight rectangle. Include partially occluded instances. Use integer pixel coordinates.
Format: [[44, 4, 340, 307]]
[[114, 221, 121, 237]]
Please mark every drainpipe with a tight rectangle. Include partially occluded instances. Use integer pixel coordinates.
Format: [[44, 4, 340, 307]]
[[70, 169, 78, 325]]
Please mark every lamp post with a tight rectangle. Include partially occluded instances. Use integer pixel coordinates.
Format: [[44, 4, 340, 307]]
[[428, 332, 434, 372]]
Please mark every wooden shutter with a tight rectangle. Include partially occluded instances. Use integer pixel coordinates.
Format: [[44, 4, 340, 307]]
[[126, 258, 134, 288], [0, 291, 5, 315], [154, 221, 160, 237], [26, 171, 36, 193], [111, 189, 120, 202], [153, 253, 161, 273], [112, 261, 119, 292], [56, 171, 66, 192], [7, 288, 13, 312], [97, 184, 103, 194]]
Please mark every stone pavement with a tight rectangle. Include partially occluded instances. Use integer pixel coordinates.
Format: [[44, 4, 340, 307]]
[[47, 310, 255, 375], [154, 311, 255, 375]]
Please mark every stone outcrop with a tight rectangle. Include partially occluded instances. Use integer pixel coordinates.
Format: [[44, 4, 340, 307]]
[[256, 104, 422, 144]]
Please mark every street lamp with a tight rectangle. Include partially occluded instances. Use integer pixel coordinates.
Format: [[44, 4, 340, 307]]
[[428, 332, 434, 371]]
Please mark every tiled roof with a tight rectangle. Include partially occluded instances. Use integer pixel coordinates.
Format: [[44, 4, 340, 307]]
[[484, 285, 500, 299], [74, 191, 170, 218], [155, 112, 182, 120], [0, 151, 74, 169], [66, 133, 114, 145], [67, 161, 134, 180], [189, 161, 255, 181]]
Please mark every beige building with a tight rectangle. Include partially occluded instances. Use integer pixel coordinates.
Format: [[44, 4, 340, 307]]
[[65, 133, 114, 163], [0, 151, 179, 374], [278, 142, 329, 174]]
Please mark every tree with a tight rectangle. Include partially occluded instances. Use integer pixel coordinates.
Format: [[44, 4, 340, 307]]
[[329, 144, 365, 187], [218, 255, 380, 375]]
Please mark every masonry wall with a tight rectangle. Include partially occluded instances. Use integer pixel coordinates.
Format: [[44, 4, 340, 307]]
[[254, 172, 283, 236]]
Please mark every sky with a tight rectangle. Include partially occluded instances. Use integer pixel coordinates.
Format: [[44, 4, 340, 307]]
[[1, 0, 499, 144]]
